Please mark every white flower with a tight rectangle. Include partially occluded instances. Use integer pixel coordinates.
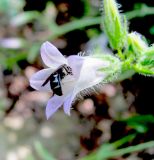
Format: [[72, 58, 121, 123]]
[[30, 41, 109, 119]]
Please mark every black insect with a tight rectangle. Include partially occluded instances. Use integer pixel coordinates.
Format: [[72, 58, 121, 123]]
[[42, 64, 73, 96]]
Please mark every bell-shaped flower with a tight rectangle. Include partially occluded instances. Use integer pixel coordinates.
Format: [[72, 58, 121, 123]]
[[30, 41, 109, 119]]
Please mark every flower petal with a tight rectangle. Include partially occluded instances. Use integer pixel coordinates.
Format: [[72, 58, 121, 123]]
[[63, 93, 74, 115], [61, 76, 76, 95], [77, 57, 108, 90], [67, 55, 84, 78], [46, 95, 65, 119], [41, 41, 67, 69], [57, 75, 77, 115], [29, 68, 53, 92], [64, 57, 109, 114]]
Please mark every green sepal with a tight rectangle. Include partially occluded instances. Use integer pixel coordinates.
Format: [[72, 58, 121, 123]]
[[134, 46, 154, 75], [93, 53, 122, 82]]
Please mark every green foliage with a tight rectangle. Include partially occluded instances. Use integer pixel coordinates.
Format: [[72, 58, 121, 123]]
[[82, 135, 154, 160], [10, 11, 41, 27], [100, 0, 154, 81], [0, 0, 24, 16], [0, 1, 154, 71], [150, 26, 154, 35], [126, 4, 154, 20], [134, 46, 154, 75], [127, 32, 148, 56], [34, 141, 56, 160], [122, 115, 154, 133], [82, 1, 154, 159], [0, 0, 154, 159]]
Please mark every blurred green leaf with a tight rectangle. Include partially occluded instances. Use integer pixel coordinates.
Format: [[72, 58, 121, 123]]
[[0, 0, 24, 16], [82, 134, 135, 160], [150, 26, 154, 35], [4, 53, 27, 69], [10, 11, 41, 27], [27, 43, 41, 63], [126, 4, 154, 20], [34, 141, 56, 160], [82, 135, 154, 160], [122, 115, 154, 133], [0, 98, 7, 110], [26, 154, 35, 160]]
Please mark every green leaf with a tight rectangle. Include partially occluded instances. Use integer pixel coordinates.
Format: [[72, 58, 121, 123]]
[[4, 52, 27, 69], [122, 115, 154, 133], [10, 11, 40, 27], [149, 26, 154, 35], [34, 141, 56, 160], [0, 0, 24, 16], [82, 134, 135, 160], [82, 136, 154, 160], [27, 43, 41, 63]]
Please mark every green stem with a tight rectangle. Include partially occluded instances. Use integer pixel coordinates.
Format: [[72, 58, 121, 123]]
[[34, 141, 56, 160], [112, 134, 136, 148], [117, 49, 124, 60], [82, 141, 154, 160], [46, 5, 154, 40], [125, 5, 154, 20], [105, 141, 154, 159], [47, 17, 101, 41], [9, 5, 154, 47]]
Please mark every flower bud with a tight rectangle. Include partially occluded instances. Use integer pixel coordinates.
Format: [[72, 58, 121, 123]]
[[127, 32, 148, 56], [102, 0, 127, 50], [135, 46, 154, 75]]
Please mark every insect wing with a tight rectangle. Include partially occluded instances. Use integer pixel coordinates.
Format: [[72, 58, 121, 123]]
[[50, 72, 63, 96], [41, 64, 72, 96]]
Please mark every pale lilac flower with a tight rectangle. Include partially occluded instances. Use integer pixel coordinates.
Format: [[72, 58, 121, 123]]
[[30, 41, 109, 119]]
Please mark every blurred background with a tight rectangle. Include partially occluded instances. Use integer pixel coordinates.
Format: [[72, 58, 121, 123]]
[[0, 0, 154, 160]]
